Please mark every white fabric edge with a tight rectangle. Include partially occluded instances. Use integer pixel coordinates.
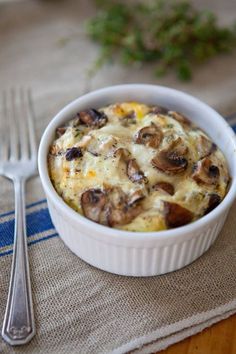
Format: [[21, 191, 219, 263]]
[[0, 0, 26, 3], [111, 300, 236, 354], [132, 309, 236, 354], [0, 201, 47, 223]]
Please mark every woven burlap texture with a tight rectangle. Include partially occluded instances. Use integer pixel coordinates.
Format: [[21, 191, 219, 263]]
[[0, 200, 236, 354]]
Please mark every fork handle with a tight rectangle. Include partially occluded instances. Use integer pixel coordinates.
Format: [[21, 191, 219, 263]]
[[2, 178, 35, 345]]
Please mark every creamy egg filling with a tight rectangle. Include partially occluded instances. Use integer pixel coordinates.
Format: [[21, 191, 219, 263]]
[[48, 102, 230, 232]]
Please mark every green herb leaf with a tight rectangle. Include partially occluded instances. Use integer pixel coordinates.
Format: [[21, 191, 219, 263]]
[[86, 0, 236, 81]]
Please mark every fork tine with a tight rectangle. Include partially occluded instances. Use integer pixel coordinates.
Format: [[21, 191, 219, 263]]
[[24, 89, 37, 159], [0, 135, 9, 161], [9, 89, 19, 161], [19, 88, 30, 160], [0, 91, 9, 161]]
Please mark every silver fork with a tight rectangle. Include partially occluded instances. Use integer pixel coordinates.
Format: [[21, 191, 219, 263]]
[[0, 89, 37, 345]]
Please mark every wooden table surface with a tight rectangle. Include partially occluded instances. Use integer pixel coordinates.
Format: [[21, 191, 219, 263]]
[[159, 314, 236, 354]]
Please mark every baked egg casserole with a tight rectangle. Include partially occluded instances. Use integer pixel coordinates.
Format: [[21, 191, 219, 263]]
[[48, 102, 230, 232]]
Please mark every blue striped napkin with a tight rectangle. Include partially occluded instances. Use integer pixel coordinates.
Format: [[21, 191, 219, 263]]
[[0, 200, 57, 258]]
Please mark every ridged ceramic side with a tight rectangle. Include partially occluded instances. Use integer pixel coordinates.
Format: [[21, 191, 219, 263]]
[[47, 198, 229, 276], [38, 84, 236, 276]]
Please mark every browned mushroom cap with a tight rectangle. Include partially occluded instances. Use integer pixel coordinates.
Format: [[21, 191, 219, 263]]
[[163, 201, 193, 228], [204, 193, 221, 215], [78, 109, 108, 128], [107, 186, 127, 207], [81, 186, 144, 227], [119, 111, 136, 127], [65, 147, 83, 161], [106, 188, 142, 227], [151, 138, 188, 174], [168, 111, 192, 126], [128, 190, 145, 205], [87, 136, 118, 157], [192, 157, 220, 185], [149, 105, 169, 115], [56, 126, 67, 138], [113, 147, 130, 159], [134, 123, 163, 148], [153, 181, 174, 195], [49, 143, 63, 156], [81, 189, 107, 223], [107, 205, 142, 227], [197, 135, 217, 159], [127, 159, 147, 183]]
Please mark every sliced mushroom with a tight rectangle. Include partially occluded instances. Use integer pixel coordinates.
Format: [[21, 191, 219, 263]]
[[112, 148, 131, 170], [87, 136, 118, 157], [197, 135, 217, 159], [81, 186, 143, 227], [65, 147, 83, 161], [128, 190, 145, 205], [106, 187, 142, 227], [119, 111, 136, 127], [81, 189, 107, 223], [113, 147, 130, 159], [78, 109, 108, 128], [149, 105, 169, 115], [134, 123, 163, 148], [168, 111, 192, 126], [204, 194, 221, 215], [56, 126, 67, 138], [71, 116, 80, 127], [153, 181, 174, 195], [107, 205, 142, 227], [163, 201, 193, 228], [100, 187, 142, 227], [192, 157, 220, 185], [151, 138, 188, 174], [99, 136, 118, 156], [49, 143, 63, 156], [127, 159, 147, 183], [86, 137, 101, 157], [107, 186, 127, 208]]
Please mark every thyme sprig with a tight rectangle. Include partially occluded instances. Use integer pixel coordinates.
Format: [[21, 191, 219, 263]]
[[86, 0, 236, 80]]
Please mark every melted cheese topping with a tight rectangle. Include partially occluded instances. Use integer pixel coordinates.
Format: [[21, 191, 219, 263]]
[[48, 102, 230, 232]]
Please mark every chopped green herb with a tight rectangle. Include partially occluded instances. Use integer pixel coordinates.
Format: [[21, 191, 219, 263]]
[[74, 129, 81, 138], [86, 0, 236, 81]]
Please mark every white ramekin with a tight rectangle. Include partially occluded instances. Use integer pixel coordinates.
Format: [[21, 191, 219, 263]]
[[38, 84, 236, 276]]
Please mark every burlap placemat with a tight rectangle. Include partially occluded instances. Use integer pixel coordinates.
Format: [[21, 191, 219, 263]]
[[0, 0, 236, 353], [0, 186, 236, 354]]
